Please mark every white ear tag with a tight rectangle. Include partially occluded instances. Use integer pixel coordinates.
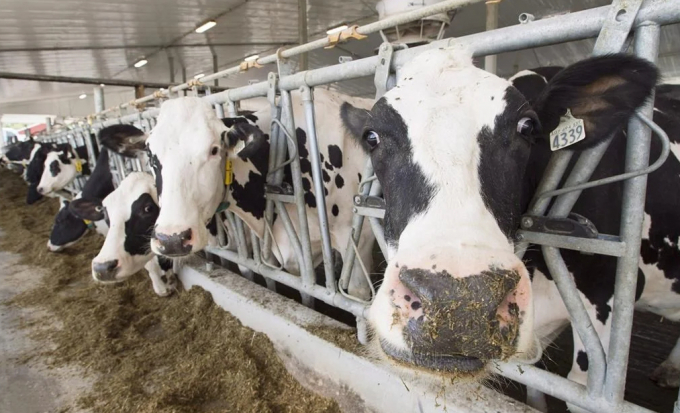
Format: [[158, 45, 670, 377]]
[[233, 140, 246, 154], [550, 109, 586, 151]]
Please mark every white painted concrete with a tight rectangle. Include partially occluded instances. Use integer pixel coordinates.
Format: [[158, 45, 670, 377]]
[[179, 256, 538, 413]]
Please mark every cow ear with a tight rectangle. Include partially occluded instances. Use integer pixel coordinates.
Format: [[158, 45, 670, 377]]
[[69, 198, 104, 221], [223, 122, 265, 160], [98, 124, 147, 158], [533, 54, 658, 150], [340, 102, 371, 151]]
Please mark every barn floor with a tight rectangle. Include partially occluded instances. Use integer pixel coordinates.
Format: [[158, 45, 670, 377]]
[[0, 246, 93, 413]]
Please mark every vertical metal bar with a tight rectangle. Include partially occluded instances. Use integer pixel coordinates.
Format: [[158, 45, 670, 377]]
[[604, 21, 659, 403], [340, 161, 373, 289], [484, 0, 499, 74], [279, 89, 316, 307], [94, 86, 105, 113], [298, 0, 308, 71], [213, 54, 220, 87], [168, 55, 175, 83], [262, 73, 282, 261], [300, 86, 336, 292], [45, 118, 52, 133], [225, 211, 254, 282], [543, 246, 606, 396]]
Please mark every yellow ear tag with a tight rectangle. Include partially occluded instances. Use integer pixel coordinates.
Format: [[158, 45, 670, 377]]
[[75, 159, 83, 173], [83, 219, 93, 228], [225, 159, 233, 185]]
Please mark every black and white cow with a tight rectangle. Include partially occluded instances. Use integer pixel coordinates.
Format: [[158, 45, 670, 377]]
[[47, 149, 113, 251], [340, 46, 680, 408], [1, 138, 36, 174], [100, 90, 376, 298], [69, 172, 177, 297], [34, 142, 91, 196]]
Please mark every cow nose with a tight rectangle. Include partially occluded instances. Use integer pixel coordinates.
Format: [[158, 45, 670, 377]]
[[396, 265, 521, 368], [92, 259, 119, 282], [36, 187, 44, 194], [153, 228, 193, 257]]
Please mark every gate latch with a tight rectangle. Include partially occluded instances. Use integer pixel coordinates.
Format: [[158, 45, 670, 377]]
[[520, 213, 598, 239]]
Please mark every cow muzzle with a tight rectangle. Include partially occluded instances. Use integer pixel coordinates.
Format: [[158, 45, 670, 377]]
[[92, 259, 120, 282], [369, 248, 535, 374], [151, 228, 193, 257]]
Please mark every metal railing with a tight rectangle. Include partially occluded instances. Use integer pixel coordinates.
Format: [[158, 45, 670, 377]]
[[31, 1, 680, 412]]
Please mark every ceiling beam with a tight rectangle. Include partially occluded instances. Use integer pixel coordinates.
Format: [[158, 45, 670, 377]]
[[0, 42, 295, 53], [0, 71, 225, 90]]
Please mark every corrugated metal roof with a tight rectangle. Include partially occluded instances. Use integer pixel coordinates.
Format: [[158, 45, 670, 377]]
[[0, 0, 679, 110]]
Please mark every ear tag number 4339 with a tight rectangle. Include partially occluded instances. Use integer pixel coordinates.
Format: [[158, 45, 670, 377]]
[[550, 109, 586, 151]]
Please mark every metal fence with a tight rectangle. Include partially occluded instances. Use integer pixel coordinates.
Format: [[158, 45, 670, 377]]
[[32, 0, 680, 412]]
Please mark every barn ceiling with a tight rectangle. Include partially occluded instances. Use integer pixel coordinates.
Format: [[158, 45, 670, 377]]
[[0, 0, 679, 109]]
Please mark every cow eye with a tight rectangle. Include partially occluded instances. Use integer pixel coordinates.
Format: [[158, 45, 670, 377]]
[[210, 146, 220, 156], [363, 130, 380, 149], [143, 204, 154, 213], [517, 117, 537, 137], [95, 206, 103, 213]]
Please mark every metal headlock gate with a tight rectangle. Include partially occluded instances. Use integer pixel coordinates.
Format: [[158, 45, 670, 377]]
[[32, 0, 680, 412]]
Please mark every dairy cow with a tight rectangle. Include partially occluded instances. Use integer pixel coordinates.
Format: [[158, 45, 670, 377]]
[[99, 90, 376, 298], [48, 149, 113, 251], [340, 46, 680, 409], [35, 142, 91, 196], [69, 172, 178, 297]]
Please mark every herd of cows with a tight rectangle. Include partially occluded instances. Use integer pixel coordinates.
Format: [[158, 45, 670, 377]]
[[2, 46, 680, 411]]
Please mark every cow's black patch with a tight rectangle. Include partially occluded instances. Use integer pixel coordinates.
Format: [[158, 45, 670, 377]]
[[160, 275, 168, 283], [207, 215, 218, 237], [324, 161, 334, 171], [328, 145, 343, 169], [477, 87, 533, 236], [331, 204, 339, 217], [302, 177, 312, 192], [335, 174, 344, 189], [322, 169, 331, 183], [358, 173, 362, 182], [124, 193, 160, 256], [576, 351, 589, 372], [356, 98, 436, 246], [304, 192, 317, 208], [49, 160, 61, 177], [296, 129, 312, 175], [231, 171, 267, 219], [158, 256, 174, 272]]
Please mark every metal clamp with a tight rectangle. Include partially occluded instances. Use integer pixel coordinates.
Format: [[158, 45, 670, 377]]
[[520, 213, 598, 239], [239, 60, 263, 71], [324, 25, 367, 49], [592, 0, 643, 55], [374, 42, 395, 99], [187, 78, 203, 88]]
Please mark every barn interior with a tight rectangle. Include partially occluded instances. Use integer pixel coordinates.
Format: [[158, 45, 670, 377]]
[[1, 1, 680, 413]]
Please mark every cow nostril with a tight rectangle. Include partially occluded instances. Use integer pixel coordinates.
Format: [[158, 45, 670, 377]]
[[179, 228, 192, 242], [93, 260, 119, 275], [37, 187, 44, 194]]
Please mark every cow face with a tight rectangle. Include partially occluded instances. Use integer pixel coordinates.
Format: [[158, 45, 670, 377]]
[[37, 150, 77, 195], [144, 97, 263, 257], [341, 47, 657, 375], [48, 200, 89, 252], [71, 173, 159, 283]]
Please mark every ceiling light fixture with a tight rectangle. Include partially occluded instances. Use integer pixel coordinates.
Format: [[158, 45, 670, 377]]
[[134, 59, 148, 68], [79, 94, 87, 99], [195, 20, 217, 33]]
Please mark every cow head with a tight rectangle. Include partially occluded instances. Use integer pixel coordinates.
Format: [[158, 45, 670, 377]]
[[98, 98, 264, 257], [48, 199, 89, 252], [70, 172, 160, 284], [37, 150, 77, 195], [341, 47, 657, 375]]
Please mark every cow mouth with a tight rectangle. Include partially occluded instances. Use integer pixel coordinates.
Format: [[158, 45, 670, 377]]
[[380, 340, 485, 373]]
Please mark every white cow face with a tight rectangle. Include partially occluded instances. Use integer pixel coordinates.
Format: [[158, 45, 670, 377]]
[[341, 46, 658, 375], [145, 97, 263, 257], [71, 173, 159, 283], [37, 150, 77, 195]]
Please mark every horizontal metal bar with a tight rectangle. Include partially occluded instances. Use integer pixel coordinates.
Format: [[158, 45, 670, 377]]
[[493, 361, 655, 413], [0, 72, 223, 90], [204, 245, 368, 318], [265, 193, 295, 203], [0, 42, 295, 53], [355, 206, 385, 219], [517, 230, 625, 257]]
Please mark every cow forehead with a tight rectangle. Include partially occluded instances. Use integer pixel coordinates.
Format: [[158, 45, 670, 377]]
[[44, 151, 63, 163], [103, 173, 157, 216], [148, 97, 226, 154]]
